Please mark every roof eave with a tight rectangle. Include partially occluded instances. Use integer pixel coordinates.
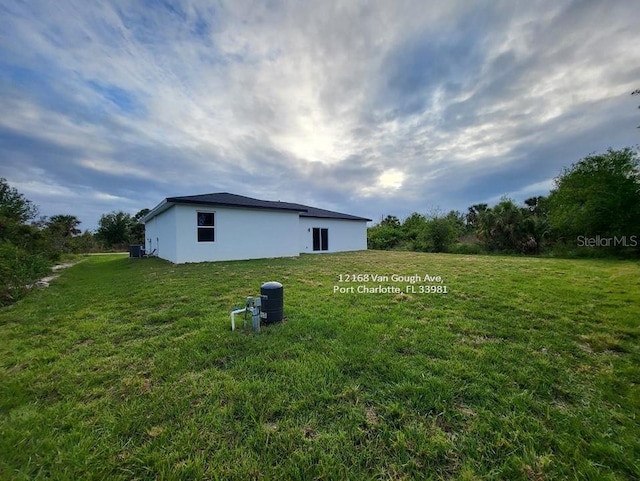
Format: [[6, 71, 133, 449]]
[[165, 197, 306, 213], [140, 199, 170, 224], [300, 213, 372, 222], [141, 194, 370, 223]]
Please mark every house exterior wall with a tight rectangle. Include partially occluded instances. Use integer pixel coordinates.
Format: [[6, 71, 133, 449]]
[[145, 203, 368, 264], [144, 207, 178, 263], [298, 217, 368, 254], [172, 204, 300, 263]]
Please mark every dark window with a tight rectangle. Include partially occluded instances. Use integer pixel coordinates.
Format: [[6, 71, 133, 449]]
[[198, 228, 215, 242], [312, 228, 328, 251], [197, 212, 215, 242], [198, 212, 214, 227]]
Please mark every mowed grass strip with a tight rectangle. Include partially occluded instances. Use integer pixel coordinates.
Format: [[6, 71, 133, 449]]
[[0, 251, 638, 480]]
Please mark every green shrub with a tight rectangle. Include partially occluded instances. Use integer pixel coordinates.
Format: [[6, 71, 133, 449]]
[[0, 242, 50, 305], [448, 242, 486, 255], [367, 224, 403, 250]]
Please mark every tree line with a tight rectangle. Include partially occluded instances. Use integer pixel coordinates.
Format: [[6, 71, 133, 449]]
[[368, 147, 640, 257], [0, 179, 149, 304], [1, 146, 638, 304]]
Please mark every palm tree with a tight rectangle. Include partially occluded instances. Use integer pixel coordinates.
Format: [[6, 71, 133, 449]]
[[45, 215, 82, 253], [47, 215, 81, 238]]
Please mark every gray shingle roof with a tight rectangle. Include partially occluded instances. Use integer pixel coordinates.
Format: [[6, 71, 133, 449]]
[[149, 192, 371, 221], [166, 193, 303, 212]]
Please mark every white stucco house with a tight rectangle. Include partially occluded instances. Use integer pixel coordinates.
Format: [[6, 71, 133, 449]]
[[140, 192, 371, 264]]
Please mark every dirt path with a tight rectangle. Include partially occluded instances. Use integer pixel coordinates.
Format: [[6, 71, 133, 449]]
[[33, 261, 81, 288]]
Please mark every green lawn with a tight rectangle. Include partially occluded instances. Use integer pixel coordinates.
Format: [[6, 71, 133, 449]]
[[1, 251, 638, 480]]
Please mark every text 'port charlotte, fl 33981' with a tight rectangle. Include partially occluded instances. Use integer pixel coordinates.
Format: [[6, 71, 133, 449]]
[[332, 273, 449, 295]]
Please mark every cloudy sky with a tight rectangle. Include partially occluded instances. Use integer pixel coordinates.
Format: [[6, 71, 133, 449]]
[[1, 0, 639, 230]]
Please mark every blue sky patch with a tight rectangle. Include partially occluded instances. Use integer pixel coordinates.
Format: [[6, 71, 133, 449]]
[[86, 81, 145, 116]]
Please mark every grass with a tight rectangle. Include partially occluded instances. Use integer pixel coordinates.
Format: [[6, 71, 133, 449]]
[[0, 251, 638, 480]]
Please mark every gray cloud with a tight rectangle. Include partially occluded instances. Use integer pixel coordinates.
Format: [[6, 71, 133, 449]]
[[1, 0, 639, 230]]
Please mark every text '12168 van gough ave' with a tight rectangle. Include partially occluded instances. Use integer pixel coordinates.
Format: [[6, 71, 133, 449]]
[[332, 273, 449, 295]]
